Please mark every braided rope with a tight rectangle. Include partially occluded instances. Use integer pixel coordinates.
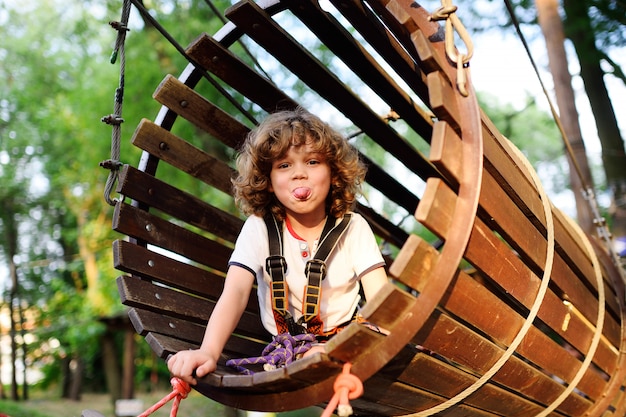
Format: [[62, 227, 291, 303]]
[[226, 333, 316, 375], [137, 377, 190, 417], [100, 0, 131, 206]]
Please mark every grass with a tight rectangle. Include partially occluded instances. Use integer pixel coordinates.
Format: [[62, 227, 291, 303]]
[[0, 390, 227, 417], [0, 390, 324, 417]]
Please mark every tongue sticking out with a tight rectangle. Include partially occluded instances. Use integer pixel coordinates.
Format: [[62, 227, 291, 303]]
[[293, 187, 311, 200]]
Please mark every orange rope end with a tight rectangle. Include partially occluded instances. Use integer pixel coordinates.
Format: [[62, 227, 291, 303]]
[[137, 377, 191, 417], [321, 363, 363, 417]]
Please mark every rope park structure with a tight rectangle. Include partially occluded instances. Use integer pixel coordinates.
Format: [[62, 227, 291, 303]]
[[90, 0, 626, 416]]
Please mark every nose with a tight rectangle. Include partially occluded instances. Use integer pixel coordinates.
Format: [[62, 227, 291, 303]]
[[292, 162, 308, 179]]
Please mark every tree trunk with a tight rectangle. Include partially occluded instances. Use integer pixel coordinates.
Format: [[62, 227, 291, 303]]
[[19, 301, 28, 400], [102, 330, 122, 402], [535, 0, 595, 235], [563, 0, 626, 239], [121, 329, 136, 399], [9, 258, 19, 401]]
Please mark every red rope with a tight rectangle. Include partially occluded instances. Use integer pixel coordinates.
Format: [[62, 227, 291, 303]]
[[137, 377, 191, 417], [321, 363, 364, 417]]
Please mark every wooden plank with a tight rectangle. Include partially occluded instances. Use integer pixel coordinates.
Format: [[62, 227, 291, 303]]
[[413, 311, 604, 407], [325, 322, 386, 363], [143, 332, 264, 370], [113, 239, 237, 303], [390, 353, 571, 417], [186, 33, 299, 114], [117, 164, 243, 243], [225, 0, 440, 182], [117, 275, 267, 341], [128, 308, 205, 344], [113, 202, 233, 272], [416, 174, 621, 349], [328, 0, 433, 111], [153, 74, 250, 149], [389, 235, 617, 377], [131, 119, 236, 194], [430, 121, 463, 185], [479, 119, 616, 318], [427, 71, 461, 134], [359, 281, 417, 330], [286, 0, 434, 139]]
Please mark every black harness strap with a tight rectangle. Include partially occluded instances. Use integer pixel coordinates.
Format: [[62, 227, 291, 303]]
[[264, 213, 352, 335]]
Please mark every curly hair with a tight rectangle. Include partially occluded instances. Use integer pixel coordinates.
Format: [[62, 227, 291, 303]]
[[232, 107, 366, 220]]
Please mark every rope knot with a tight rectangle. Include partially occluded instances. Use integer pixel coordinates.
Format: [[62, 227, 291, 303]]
[[321, 363, 363, 417], [101, 114, 124, 125], [137, 377, 190, 417], [429, 5, 458, 21], [109, 20, 130, 32], [99, 159, 123, 171], [170, 377, 191, 399]]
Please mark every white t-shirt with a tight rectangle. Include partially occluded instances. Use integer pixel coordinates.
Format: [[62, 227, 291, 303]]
[[228, 212, 385, 335]]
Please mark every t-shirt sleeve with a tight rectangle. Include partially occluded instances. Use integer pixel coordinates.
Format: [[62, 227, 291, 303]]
[[350, 213, 386, 278], [228, 215, 268, 280]]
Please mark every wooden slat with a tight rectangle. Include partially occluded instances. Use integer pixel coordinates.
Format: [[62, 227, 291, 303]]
[[117, 275, 267, 341], [143, 332, 265, 367], [131, 119, 236, 194], [416, 176, 621, 348], [390, 235, 617, 377], [286, 0, 434, 139], [427, 71, 462, 133], [430, 121, 463, 185], [153, 74, 250, 149], [117, 164, 243, 243], [186, 33, 299, 114], [113, 202, 233, 272], [114, 241, 262, 315], [414, 311, 600, 411], [359, 282, 417, 330], [225, 0, 440, 182], [325, 322, 387, 363], [113, 239, 234, 302], [480, 118, 616, 317], [390, 353, 567, 417]]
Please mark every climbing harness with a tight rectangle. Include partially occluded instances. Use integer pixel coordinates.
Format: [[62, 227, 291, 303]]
[[429, 0, 474, 97], [100, 0, 131, 206], [225, 213, 353, 374], [265, 212, 352, 336]]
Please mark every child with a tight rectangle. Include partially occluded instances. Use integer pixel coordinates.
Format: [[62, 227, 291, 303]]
[[167, 107, 388, 385]]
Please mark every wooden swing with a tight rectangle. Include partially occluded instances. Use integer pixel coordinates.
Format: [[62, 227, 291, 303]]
[[107, 0, 626, 415]]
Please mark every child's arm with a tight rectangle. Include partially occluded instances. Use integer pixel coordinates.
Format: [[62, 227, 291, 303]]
[[361, 266, 388, 301], [167, 265, 255, 385]]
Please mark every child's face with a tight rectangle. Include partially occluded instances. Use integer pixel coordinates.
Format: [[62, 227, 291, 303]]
[[269, 142, 331, 220]]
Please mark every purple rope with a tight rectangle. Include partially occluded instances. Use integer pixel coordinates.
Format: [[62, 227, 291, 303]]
[[226, 333, 317, 375]]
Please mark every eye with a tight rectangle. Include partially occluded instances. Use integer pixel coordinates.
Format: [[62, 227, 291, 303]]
[[276, 162, 290, 169]]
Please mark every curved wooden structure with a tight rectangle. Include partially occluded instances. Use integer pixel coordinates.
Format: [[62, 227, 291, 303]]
[[112, 0, 626, 415]]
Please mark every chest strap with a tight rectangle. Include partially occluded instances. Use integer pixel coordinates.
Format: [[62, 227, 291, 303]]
[[264, 213, 352, 335]]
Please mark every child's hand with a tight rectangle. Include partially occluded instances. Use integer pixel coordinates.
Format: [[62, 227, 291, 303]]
[[167, 349, 218, 385]]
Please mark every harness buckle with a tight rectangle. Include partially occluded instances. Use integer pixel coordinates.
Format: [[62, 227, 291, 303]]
[[305, 259, 326, 279], [266, 255, 287, 275]]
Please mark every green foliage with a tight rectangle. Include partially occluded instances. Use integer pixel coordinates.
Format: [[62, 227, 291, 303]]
[[0, 400, 54, 417]]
